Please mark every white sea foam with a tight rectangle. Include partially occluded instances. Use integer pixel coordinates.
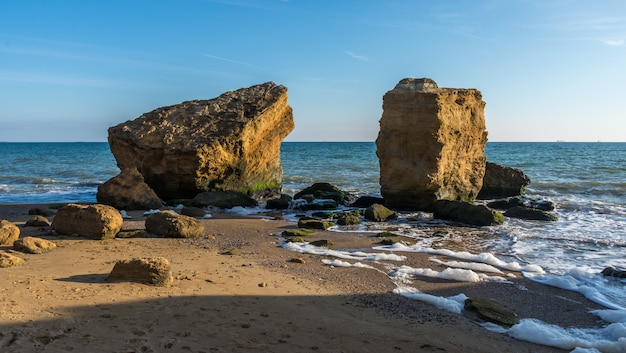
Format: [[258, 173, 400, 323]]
[[374, 243, 545, 274], [321, 259, 375, 269], [393, 287, 467, 314], [282, 242, 406, 261], [429, 257, 504, 274]]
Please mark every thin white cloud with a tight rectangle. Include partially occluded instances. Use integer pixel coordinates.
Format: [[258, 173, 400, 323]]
[[345, 51, 369, 61], [202, 53, 256, 67], [602, 39, 624, 46]]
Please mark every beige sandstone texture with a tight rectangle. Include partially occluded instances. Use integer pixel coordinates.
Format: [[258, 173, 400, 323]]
[[51, 203, 123, 240], [376, 78, 488, 210], [107, 82, 294, 201]]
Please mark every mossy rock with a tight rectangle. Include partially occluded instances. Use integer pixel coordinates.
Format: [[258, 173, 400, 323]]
[[377, 238, 400, 245], [294, 182, 353, 205], [336, 213, 361, 226], [433, 200, 504, 226], [282, 228, 315, 237], [297, 218, 335, 230], [364, 204, 397, 222], [465, 297, 520, 327], [309, 239, 333, 247]]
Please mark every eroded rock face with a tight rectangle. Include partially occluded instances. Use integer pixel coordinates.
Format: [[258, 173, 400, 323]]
[[52, 204, 123, 240], [376, 78, 488, 210], [13, 237, 57, 254], [144, 211, 204, 238], [107, 82, 294, 201], [0, 220, 20, 246]]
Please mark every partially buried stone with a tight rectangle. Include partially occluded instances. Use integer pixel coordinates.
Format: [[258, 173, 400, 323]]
[[106, 257, 173, 287], [13, 237, 57, 254], [0, 252, 25, 268], [464, 297, 519, 327], [24, 215, 51, 227]]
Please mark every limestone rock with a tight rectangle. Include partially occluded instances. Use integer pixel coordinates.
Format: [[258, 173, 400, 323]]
[[145, 211, 204, 238], [52, 203, 123, 240], [336, 213, 361, 226], [24, 215, 52, 227], [433, 200, 504, 226], [107, 82, 294, 201], [478, 162, 531, 199], [96, 168, 164, 210], [364, 204, 397, 222], [0, 251, 25, 268], [179, 206, 207, 218], [376, 78, 488, 210], [13, 236, 57, 254], [0, 220, 20, 246], [106, 257, 173, 286]]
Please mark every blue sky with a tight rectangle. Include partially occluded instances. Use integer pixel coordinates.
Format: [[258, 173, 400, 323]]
[[1, 0, 625, 142]]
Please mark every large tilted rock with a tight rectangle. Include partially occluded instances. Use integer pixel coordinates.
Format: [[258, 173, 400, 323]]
[[107, 82, 294, 201], [478, 162, 531, 199], [376, 78, 488, 210], [96, 167, 164, 210], [52, 204, 123, 240]]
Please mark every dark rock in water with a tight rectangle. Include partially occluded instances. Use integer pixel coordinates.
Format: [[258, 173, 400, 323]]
[[364, 204, 397, 222], [433, 200, 504, 226], [601, 267, 626, 278], [465, 297, 520, 326], [298, 199, 339, 211], [527, 198, 555, 211], [487, 197, 524, 210], [294, 183, 353, 205], [504, 206, 557, 221], [349, 196, 385, 208], [191, 190, 258, 209], [266, 194, 293, 209], [309, 239, 333, 247], [107, 82, 294, 201], [478, 162, 531, 200]]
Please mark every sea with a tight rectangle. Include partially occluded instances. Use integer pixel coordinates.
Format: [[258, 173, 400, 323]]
[[1, 141, 626, 351]]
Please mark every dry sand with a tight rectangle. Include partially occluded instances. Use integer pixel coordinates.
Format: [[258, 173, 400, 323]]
[[0, 203, 607, 352]]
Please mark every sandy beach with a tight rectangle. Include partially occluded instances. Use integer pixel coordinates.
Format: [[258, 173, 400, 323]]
[[0, 203, 607, 352]]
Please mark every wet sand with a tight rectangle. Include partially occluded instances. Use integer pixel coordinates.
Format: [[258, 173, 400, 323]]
[[0, 203, 606, 352]]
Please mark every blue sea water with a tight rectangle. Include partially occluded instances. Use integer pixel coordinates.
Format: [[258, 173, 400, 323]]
[[1, 142, 626, 318]]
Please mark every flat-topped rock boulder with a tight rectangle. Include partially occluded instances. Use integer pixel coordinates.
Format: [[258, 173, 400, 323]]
[[376, 78, 488, 211], [107, 82, 294, 201]]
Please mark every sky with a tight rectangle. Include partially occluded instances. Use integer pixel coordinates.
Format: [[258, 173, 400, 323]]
[[1, 0, 625, 142]]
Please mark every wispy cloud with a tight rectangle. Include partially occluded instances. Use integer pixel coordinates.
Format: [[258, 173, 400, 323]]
[[602, 39, 624, 46], [345, 51, 368, 61], [202, 53, 256, 67]]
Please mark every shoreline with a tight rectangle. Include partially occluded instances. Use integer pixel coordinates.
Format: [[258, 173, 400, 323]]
[[0, 203, 608, 352]]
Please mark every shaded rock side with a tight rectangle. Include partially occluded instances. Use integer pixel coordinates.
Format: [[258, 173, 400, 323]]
[[51, 204, 123, 240], [433, 200, 504, 226], [376, 78, 488, 210], [106, 257, 173, 287], [107, 82, 294, 201], [478, 162, 531, 199], [96, 167, 164, 210]]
